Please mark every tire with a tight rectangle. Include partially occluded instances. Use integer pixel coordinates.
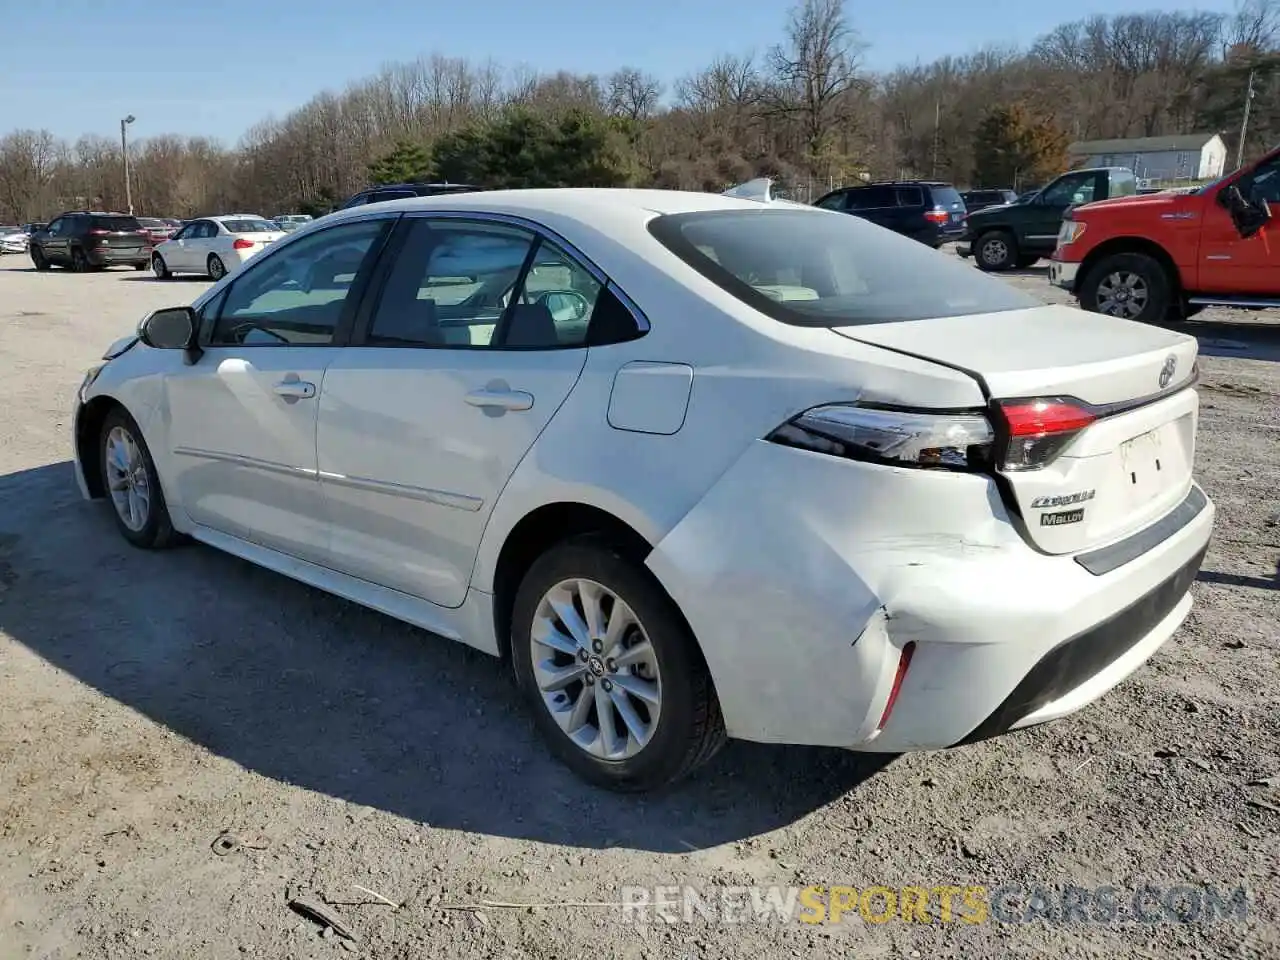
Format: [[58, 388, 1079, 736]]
[[31, 246, 49, 271], [510, 535, 726, 791], [1078, 252, 1171, 325], [152, 254, 171, 280], [71, 247, 91, 273], [207, 254, 226, 281], [99, 407, 181, 550], [975, 231, 1018, 271]]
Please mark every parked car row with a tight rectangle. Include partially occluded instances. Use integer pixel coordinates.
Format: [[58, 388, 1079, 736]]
[[0, 222, 50, 255]]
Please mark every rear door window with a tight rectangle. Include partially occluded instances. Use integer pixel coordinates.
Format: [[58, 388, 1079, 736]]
[[845, 186, 896, 210]]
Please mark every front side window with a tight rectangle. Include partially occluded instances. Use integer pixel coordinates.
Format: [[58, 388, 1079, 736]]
[[209, 219, 388, 347], [648, 208, 1040, 327], [46, 218, 64, 235], [814, 192, 848, 211], [1247, 158, 1280, 204], [1040, 173, 1097, 207]]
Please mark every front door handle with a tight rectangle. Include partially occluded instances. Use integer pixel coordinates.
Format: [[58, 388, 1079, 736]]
[[273, 379, 316, 402], [464, 388, 533, 412]]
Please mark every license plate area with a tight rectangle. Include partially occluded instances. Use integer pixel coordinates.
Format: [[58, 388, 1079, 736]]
[[1118, 424, 1179, 508]]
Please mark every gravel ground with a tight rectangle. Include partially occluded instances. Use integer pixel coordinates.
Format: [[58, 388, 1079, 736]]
[[0, 253, 1277, 960]]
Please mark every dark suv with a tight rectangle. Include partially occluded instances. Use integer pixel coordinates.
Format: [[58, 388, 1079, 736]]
[[30, 212, 151, 272], [337, 182, 483, 211], [960, 189, 1018, 213], [813, 181, 967, 246]]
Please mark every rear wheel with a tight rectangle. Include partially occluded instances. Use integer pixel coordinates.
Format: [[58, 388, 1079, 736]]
[[207, 254, 226, 281], [510, 535, 726, 791], [31, 246, 49, 271], [1079, 252, 1171, 325], [975, 231, 1017, 271]]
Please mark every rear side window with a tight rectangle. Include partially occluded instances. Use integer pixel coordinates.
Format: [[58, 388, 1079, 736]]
[[648, 208, 1039, 327], [372, 189, 417, 203], [845, 186, 896, 210], [895, 186, 923, 207], [929, 186, 964, 210], [91, 215, 141, 231], [222, 218, 280, 233]]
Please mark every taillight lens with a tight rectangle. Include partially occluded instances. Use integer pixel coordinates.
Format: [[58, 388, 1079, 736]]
[[767, 404, 995, 472], [232, 238, 254, 249], [876, 641, 916, 733], [923, 208, 949, 224], [995, 398, 1096, 470]]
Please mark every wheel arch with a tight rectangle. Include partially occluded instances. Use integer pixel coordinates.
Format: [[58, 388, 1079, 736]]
[[488, 501, 657, 661], [1074, 237, 1183, 296], [75, 395, 127, 498]]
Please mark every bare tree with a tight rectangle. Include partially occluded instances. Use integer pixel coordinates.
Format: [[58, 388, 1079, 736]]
[[606, 68, 663, 122], [0, 130, 64, 221]]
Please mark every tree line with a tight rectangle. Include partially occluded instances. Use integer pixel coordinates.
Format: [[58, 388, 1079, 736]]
[[2, 0, 1279, 222]]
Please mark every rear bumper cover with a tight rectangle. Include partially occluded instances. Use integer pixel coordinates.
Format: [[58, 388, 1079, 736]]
[[645, 440, 1215, 751]]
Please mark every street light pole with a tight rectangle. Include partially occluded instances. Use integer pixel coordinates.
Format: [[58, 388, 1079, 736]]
[[120, 115, 136, 214]]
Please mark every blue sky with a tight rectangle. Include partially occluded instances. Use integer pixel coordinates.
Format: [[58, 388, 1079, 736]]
[[1, 0, 1244, 146]]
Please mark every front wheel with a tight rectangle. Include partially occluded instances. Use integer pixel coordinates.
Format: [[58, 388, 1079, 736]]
[[99, 408, 181, 549], [510, 536, 726, 791], [152, 254, 171, 279], [31, 246, 49, 271], [207, 254, 226, 281], [975, 231, 1017, 271], [1079, 252, 1171, 324]]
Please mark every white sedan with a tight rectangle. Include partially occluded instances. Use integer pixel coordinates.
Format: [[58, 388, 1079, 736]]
[[72, 189, 1214, 791], [151, 215, 285, 280]]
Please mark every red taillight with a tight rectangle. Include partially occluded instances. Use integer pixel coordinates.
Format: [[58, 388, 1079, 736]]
[[923, 208, 949, 224], [996, 398, 1096, 470], [232, 238, 255, 249], [876, 642, 916, 732]]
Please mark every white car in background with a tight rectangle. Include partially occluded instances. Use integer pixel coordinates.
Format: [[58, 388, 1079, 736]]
[[273, 214, 314, 233], [151, 215, 285, 280], [73, 189, 1213, 791], [1, 224, 29, 254]]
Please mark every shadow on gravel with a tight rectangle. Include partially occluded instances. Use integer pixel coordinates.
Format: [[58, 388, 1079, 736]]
[[0, 461, 890, 854], [1166, 316, 1280, 363], [1197, 568, 1279, 591], [120, 275, 208, 283]]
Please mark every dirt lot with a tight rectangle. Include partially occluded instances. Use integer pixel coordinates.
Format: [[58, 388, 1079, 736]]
[[0, 253, 1277, 960]]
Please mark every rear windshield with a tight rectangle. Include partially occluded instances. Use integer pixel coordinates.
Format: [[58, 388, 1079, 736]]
[[222, 218, 279, 233], [137, 218, 165, 227], [647, 208, 1039, 327], [91, 215, 141, 231], [930, 186, 965, 209]]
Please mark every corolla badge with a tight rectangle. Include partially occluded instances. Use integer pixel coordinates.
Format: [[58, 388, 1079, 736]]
[[1159, 355, 1177, 389]]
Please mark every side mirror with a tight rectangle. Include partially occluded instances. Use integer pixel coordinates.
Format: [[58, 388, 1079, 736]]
[[138, 306, 202, 364], [1222, 184, 1271, 239]]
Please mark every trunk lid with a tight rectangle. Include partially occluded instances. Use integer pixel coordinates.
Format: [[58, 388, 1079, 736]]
[[831, 305, 1201, 554]]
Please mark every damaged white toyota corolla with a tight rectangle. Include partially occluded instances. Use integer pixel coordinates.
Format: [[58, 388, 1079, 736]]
[[72, 188, 1214, 791]]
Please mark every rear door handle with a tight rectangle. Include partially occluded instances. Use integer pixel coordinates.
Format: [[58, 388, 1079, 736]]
[[273, 379, 316, 402], [464, 388, 533, 412]]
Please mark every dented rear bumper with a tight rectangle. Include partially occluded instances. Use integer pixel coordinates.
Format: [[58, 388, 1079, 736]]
[[645, 440, 1214, 751]]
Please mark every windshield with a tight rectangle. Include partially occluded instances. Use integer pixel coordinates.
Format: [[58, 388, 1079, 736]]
[[648, 208, 1040, 326], [222, 218, 280, 233], [137, 218, 165, 228]]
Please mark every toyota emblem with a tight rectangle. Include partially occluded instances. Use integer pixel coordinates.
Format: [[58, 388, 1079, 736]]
[[1159, 355, 1177, 389]]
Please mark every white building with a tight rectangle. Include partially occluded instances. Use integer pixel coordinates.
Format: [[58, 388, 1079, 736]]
[[1067, 133, 1228, 182]]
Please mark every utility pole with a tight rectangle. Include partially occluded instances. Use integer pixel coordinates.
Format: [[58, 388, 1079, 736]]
[[931, 100, 941, 178], [1237, 69, 1256, 171], [120, 115, 136, 214]]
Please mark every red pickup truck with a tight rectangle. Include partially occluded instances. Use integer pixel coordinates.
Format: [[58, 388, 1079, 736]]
[[1049, 145, 1280, 324]]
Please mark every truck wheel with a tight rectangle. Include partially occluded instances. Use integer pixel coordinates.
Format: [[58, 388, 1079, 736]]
[[975, 231, 1017, 271], [1079, 253, 1171, 325]]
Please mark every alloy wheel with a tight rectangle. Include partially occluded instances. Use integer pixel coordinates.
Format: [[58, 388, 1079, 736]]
[[1095, 270, 1149, 319], [529, 578, 662, 761], [981, 238, 1009, 265], [104, 425, 151, 532]]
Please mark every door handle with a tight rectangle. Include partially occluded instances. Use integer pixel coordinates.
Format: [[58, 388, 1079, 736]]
[[273, 379, 316, 401], [464, 388, 533, 412]]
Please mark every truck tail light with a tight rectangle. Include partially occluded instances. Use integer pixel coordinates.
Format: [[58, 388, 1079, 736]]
[[994, 398, 1096, 470], [766, 403, 995, 472], [923, 208, 949, 224]]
